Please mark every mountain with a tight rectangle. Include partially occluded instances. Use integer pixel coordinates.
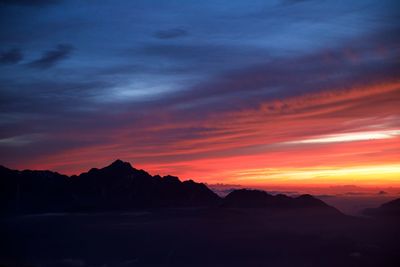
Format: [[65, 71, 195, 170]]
[[363, 198, 400, 218], [222, 189, 341, 214], [1, 160, 339, 215], [0, 165, 71, 213], [0, 160, 220, 213]]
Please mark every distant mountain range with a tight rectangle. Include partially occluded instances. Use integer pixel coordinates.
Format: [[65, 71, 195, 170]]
[[1, 160, 343, 214], [363, 198, 400, 218], [222, 189, 337, 210]]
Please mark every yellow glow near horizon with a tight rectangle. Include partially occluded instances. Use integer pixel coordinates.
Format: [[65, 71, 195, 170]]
[[233, 164, 400, 185]]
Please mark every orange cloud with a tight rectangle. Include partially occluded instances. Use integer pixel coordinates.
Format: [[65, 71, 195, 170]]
[[25, 80, 400, 187]]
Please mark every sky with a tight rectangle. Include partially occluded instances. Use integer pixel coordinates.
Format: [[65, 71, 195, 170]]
[[0, 0, 399, 188]]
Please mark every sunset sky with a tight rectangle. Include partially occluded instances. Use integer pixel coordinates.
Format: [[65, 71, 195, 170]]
[[0, 0, 399, 188]]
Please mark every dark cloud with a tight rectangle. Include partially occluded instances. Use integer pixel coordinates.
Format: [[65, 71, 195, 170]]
[[0, 0, 61, 6], [28, 44, 74, 69], [0, 48, 22, 64], [153, 28, 188, 39]]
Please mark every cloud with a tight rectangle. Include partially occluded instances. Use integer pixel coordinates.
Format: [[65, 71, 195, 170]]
[[0, 1, 399, 181], [141, 43, 237, 61], [153, 28, 188, 39], [0, 0, 61, 6], [0, 48, 23, 64], [284, 130, 400, 145], [0, 134, 43, 147], [0, 79, 114, 115], [28, 44, 74, 69], [140, 26, 399, 114], [344, 192, 368, 196]]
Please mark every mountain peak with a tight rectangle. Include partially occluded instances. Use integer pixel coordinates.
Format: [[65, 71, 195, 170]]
[[108, 159, 133, 169]]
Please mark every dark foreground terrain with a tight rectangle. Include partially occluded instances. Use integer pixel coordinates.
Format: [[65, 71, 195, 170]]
[[1, 208, 399, 267], [1, 161, 399, 266]]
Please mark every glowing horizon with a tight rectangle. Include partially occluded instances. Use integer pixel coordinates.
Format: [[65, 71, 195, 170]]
[[231, 164, 400, 186]]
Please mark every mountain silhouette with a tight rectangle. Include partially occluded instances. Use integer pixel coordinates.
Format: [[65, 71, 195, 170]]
[[221, 189, 341, 214], [1, 160, 338, 214], [1, 160, 220, 213], [363, 198, 400, 218], [0, 165, 71, 213]]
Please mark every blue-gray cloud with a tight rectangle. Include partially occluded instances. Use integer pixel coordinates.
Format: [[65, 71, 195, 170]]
[[27, 44, 74, 69], [0, 48, 22, 64]]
